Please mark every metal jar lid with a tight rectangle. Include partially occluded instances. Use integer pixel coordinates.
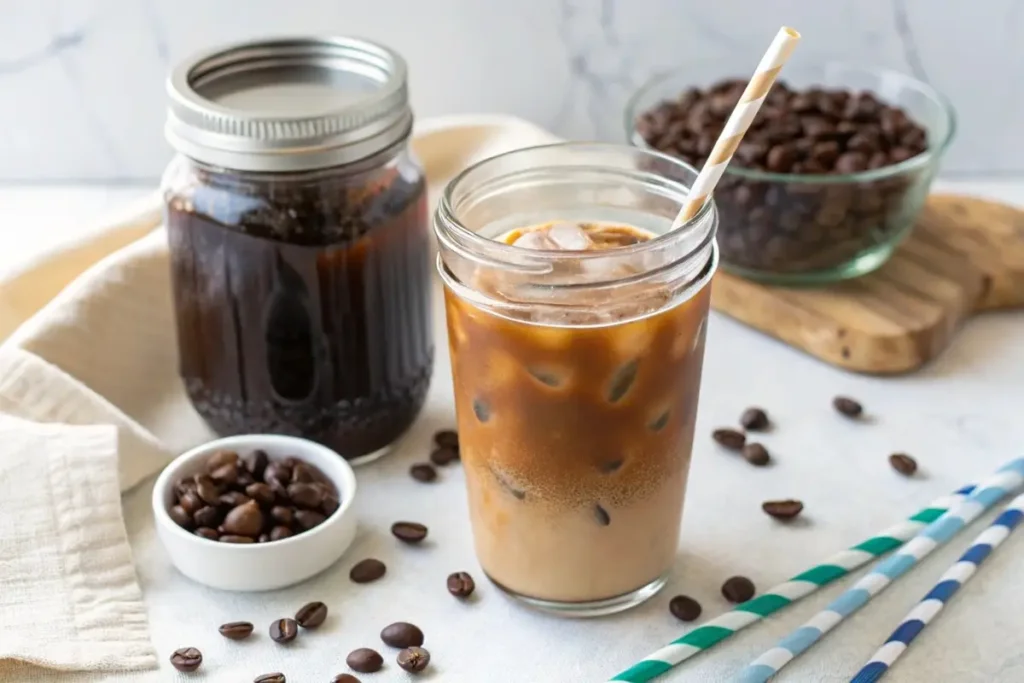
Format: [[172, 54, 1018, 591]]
[[165, 36, 412, 172]]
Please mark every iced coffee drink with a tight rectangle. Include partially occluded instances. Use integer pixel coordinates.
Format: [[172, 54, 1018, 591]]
[[435, 143, 717, 615]]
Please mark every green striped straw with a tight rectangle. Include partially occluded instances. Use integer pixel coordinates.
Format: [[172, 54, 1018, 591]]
[[607, 484, 977, 682]]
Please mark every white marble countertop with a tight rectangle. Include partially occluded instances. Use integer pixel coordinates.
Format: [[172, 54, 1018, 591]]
[[3, 182, 1024, 683]]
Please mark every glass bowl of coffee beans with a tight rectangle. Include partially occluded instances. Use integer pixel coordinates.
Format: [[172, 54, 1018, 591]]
[[626, 63, 956, 283]]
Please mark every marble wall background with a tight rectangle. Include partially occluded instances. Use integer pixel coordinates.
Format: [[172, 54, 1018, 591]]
[[0, 0, 1018, 182]]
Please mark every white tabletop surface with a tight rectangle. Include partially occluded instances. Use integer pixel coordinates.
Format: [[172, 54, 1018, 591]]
[[3, 182, 1024, 683]]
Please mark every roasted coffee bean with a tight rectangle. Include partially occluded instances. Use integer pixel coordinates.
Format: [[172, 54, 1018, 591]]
[[210, 461, 239, 485], [264, 462, 292, 486], [270, 505, 294, 526], [218, 621, 254, 640], [169, 647, 202, 672], [410, 463, 437, 483], [833, 395, 863, 417], [321, 494, 340, 516], [219, 534, 255, 543], [380, 622, 425, 648], [269, 618, 298, 644], [175, 478, 197, 497], [721, 576, 756, 604], [332, 676, 361, 683], [287, 482, 323, 509], [889, 453, 918, 476], [194, 474, 221, 505], [391, 521, 428, 544], [346, 648, 383, 673], [447, 571, 475, 598], [290, 463, 316, 483], [254, 674, 285, 683], [740, 407, 770, 431], [222, 500, 263, 537], [762, 499, 804, 520], [350, 558, 387, 583], [434, 429, 459, 449], [397, 646, 430, 673], [169, 505, 193, 529], [430, 446, 459, 466], [258, 533, 270, 543], [178, 490, 203, 516], [712, 428, 746, 450], [193, 506, 222, 529], [669, 595, 702, 622], [246, 449, 269, 479], [270, 525, 293, 541], [742, 443, 771, 466], [294, 509, 326, 530], [294, 601, 328, 628], [594, 504, 611, 526], [245, 482, 275, 507], [207, 449, 239, 472], [194, 527, 219, 541], [219, 491, 251, 508]]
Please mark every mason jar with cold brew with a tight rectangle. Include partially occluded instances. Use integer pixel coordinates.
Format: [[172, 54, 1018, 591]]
[[435, 143, 717, 615], [162, 38, 432, 463]]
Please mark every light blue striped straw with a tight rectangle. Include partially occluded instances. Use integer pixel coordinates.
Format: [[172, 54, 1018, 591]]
[[850, 492, 1024, 683], [737, 458, 1024, 683]]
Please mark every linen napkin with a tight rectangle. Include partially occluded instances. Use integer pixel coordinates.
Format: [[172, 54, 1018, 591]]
[[0, 115, 560, 676]]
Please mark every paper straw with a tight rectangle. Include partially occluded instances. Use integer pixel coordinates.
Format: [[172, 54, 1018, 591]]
[[671, 26, 801, 229], [607, 483, 976, 683], [738, 458, 1024, 683], [850, 492, 1024, 683]]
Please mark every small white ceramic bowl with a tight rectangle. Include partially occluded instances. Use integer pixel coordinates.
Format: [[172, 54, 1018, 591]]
[[152, 434, 357, 592]]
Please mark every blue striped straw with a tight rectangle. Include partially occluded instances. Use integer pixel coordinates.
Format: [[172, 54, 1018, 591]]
[[737, 458, 1024, 683], [850, 491, 1024, 683]]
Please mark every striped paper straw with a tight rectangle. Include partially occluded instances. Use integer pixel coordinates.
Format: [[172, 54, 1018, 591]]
[[607, 483, 976, 683], [850, 492, 1024, 683], [739, 458, 1024, 683], [672, 26, 801, 228]]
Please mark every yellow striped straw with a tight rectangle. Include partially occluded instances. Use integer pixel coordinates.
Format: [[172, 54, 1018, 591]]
[[673, 26, 801, 227]]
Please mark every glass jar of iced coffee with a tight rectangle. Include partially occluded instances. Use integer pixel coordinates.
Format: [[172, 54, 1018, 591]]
[[162, 37, 432, 463], [435, 143, 717, 615]]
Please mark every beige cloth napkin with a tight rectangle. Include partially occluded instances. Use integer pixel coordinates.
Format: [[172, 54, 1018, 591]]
[[0, 115, 559, 676]]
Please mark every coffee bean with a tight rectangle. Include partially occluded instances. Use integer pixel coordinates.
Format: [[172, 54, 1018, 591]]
[[410, 463, 437, 483], [264, 462, 292, 486], [397, 646, 430, 673], [178, 490, 203, 516], [380, 622, 425, 648], [293, 601, 328, 629], [219, 491, 250, 508], [218, 621, 254, 640], [210, 461, 239, 485], [290, 463, 316, 483], [721, 576, 756, 604], [270, 505, 294, 526], [246, 482, 275, 507], [712, 428, 746, 450], [269, 618, 298, 644], [207, 450, 239, 473], [254, 674, 285, 683], [740, 407, 769, 431], [169, 505, 193, 530], [669, 595, 702, 622], [742, 443, 771, 466], [833, 395, 863, 417], [170, 647, 202, 672], [594, 504, 611, 526], [194, 474, 221, 505], [246, 449, 269, 479], [447, 571, 475, 598], [350, 558, 386, 583], [332, 676, 360, 683], [391, 521, 428, 544], [222, 500, 264, 537], [430, 446, 459, 466], [287, 482, 323, 509], [346, 648, 383, 673], [193, 506, 222, 529], [294, 509, 326, 530], [270, 526, 293, 541], [321, 494, 340, 516], [434, 429, 459, 449], [889, 453, 918, 476], [219, 534, 255, 543], [194, 527, 219, 541], [762, 499, 804, 520]]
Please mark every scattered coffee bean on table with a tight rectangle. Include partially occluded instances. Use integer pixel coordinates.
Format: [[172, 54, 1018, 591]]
[[333, 675, 361, 683], [347, 648, 384, 673], [740, 407, 770, 431], [391, 521, 429, 544], [218, 621, 254, 640], [169, 647, 202, 672], [430, 446, 459, 466], [889, 453, 918, 477], [669, 595, 702, 622], [833, 396, 863, 418], [447, 571, 476, 598], [254, 674, 285, 683], [410, 463, 438, 483], [721, 576, 756, 604], [712, 428, 746, 450], [269, 618, 298, 644], [742, 443, 771, 466], [397, 646, 431, 673], [434, 429, 459, 450], [762, 499, 804, 520], [294, 601, 328, 629], [381, 622, 425, 648], [350, 558, 387, 583]]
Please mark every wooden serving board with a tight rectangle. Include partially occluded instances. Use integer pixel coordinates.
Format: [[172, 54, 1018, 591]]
[[711, 194, 1024, 374]]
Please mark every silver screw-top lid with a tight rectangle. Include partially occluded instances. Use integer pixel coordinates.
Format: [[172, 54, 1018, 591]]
[[166, 36, 412, 172]]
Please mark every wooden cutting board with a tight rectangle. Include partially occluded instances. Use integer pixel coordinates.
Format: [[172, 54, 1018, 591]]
[[711, 194, 1024, 374]]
